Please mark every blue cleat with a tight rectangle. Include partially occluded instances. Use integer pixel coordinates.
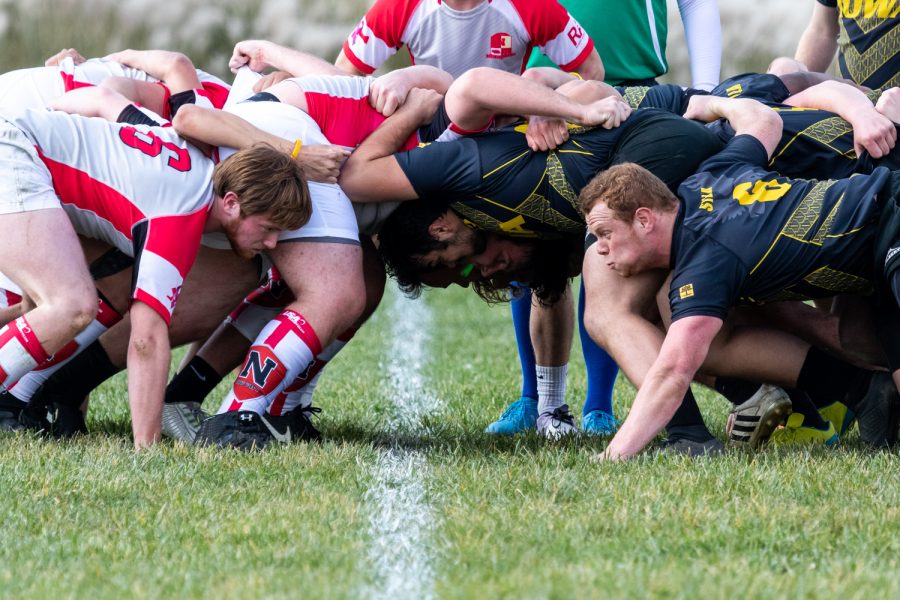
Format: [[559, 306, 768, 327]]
[[485, 396, 538, 435], [581, 409, 619, 436]]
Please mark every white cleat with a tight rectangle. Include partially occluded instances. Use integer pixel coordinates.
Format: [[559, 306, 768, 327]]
[[536, 404, 578, 440]]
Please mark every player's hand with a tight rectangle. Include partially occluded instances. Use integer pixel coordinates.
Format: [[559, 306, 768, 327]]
[[849, 107, 896, 158], [683, 94, 721, 122], [876, 88, 900, 125], [45, 48, 86, 67], [253, 71, 291, 93], [525, 116, 569, 151], [403, 87, 442, 126], [229, 40, 272, 73], [579, 96, 631, 129], [369, 73, 411, 116], [295, 144, 352, 184]]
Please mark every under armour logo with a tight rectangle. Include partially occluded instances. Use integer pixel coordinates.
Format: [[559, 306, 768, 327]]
[[239, 412, 255, 423]]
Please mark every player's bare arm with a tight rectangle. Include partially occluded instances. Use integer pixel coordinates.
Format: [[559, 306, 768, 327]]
[[339, 88, 442, 202], [684, 95, 783, 157], [600, 315, 723, 460], [369, 65, 454, 116], [230, 39, 344, 77], [103, 49, 202, 95], [794, 2, 840, 72], [784, 80, 897, 158], [172, 104, 348, 183], [127, 301, 170, 449]]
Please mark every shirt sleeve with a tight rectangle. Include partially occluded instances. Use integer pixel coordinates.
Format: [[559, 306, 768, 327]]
[[394, 138, 483, 198], [512, 0, 595, 72], [710, 73, 791, 105], [130, 210, 207, 325], [341, 0, 411, 74], [669, 237, 747, 322], [677, 0, 722, 91], [817, 0, 837, 7]]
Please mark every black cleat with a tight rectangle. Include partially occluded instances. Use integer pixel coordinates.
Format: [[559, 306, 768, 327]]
[[854, 372, 900, 448], [195, 410, 272, 451], [0, 390, 26, 432], [261, 405, 323, 444], [18, 400, 87, 438]]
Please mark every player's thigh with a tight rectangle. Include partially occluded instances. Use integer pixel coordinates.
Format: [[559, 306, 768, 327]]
[[582, 240, 664, 322], [168, 248, 263, 343]]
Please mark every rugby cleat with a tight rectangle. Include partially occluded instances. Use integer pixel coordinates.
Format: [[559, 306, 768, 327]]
[[17, 400, 87, 438], [769, 413, 839, 447], [853, 372, 900, 448], [725, 384, 792, 448], [0, 391, 25, 432], [161, 401, 208, 443], [260, 404, 322, 444], [485, 396, 538, 435], [581, 409, 619, 436], [660, 437, 725, 457], [817, 401, 856, 438], [536, 404, 578, 440], [195, 410, 272, 451]]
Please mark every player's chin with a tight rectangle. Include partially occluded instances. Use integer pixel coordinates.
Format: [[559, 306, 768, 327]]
[[232, 246, 261, 260]]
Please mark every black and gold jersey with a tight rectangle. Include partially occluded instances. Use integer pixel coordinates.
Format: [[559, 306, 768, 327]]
[[394, 109, 721, 239], [818, 0, 899, 89], [669, 135, 892, 322]]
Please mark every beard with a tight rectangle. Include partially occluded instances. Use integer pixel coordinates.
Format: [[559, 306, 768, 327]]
[[221, 214, 256, 260]]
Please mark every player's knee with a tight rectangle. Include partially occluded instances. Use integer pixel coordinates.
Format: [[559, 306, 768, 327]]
[[63, 288, 99, 334]]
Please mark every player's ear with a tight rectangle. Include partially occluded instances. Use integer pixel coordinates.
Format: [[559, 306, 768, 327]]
[[221, 191, 242, 218], [634, 207, 653, 231], [428, 212, 454, 241]]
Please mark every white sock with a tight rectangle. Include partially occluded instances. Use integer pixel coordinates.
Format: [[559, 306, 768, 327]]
[[536, 364, 568, 414]]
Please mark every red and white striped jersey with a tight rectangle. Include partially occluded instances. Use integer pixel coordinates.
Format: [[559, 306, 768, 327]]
[[290, 75, 420, 151], [341, 0, 594, 77], [0, 57, 230, 116], [5, 108, 215, 324]]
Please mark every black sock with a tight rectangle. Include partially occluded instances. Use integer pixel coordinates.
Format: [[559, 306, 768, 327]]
[[665, 388, 714, 442], [796, 347, 872, 411], [715, 377, 763, 405], [164, 356, 222, 405], [785, 388, 828, 429], [29, 341, 120, 410]]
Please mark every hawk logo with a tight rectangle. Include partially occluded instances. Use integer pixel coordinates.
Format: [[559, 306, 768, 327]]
[[167, 285, 182, 309], [486, 33, 514, 59], [234, 347, 284, 401], [679, 284, 695, 299]]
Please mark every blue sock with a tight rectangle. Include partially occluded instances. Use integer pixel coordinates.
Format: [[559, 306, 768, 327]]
[[510, 284, 538, 400], [578, 279, 618, 416]]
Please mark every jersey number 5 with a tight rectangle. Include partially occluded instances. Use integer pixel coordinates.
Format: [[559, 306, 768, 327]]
[[732, 179, 791, 205], [119, 127, 191, 172]]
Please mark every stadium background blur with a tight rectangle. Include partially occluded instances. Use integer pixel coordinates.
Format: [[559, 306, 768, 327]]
[[1, 0, 813, 82]]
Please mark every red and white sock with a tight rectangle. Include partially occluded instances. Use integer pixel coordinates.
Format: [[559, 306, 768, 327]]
[[8, 298, 121, 401], [268, 328, 356, 416], [0, 316, 49, 391], [217, 309, 322, 415]]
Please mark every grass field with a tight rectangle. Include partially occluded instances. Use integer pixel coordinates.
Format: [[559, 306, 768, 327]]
[[0, 283, 897, 599]]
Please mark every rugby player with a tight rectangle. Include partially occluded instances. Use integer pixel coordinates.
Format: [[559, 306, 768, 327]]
[[582, 95, 900, 460], [0, 106, 309, 448]]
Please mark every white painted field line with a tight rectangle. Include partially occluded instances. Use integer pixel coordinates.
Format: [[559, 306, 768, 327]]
[[364, 288, 441, 600]]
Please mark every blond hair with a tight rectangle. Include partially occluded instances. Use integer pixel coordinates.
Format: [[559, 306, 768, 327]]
[[579, 163, 678, 221], [213, 144, 310, 230]]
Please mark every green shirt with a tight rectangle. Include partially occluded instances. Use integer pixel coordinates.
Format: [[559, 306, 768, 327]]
[[526, 0, 670, 84]]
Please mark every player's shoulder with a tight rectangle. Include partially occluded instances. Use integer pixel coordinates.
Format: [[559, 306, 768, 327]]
[[366, 0, 431, 29]]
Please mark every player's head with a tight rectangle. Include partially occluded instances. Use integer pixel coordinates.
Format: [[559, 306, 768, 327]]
[[580, 163, 678, 276], [377, 201, 578, 304], [213, 144, 310, 259]]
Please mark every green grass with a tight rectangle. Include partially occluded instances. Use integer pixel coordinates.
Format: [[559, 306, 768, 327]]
[[0, 283, 897, 599]]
